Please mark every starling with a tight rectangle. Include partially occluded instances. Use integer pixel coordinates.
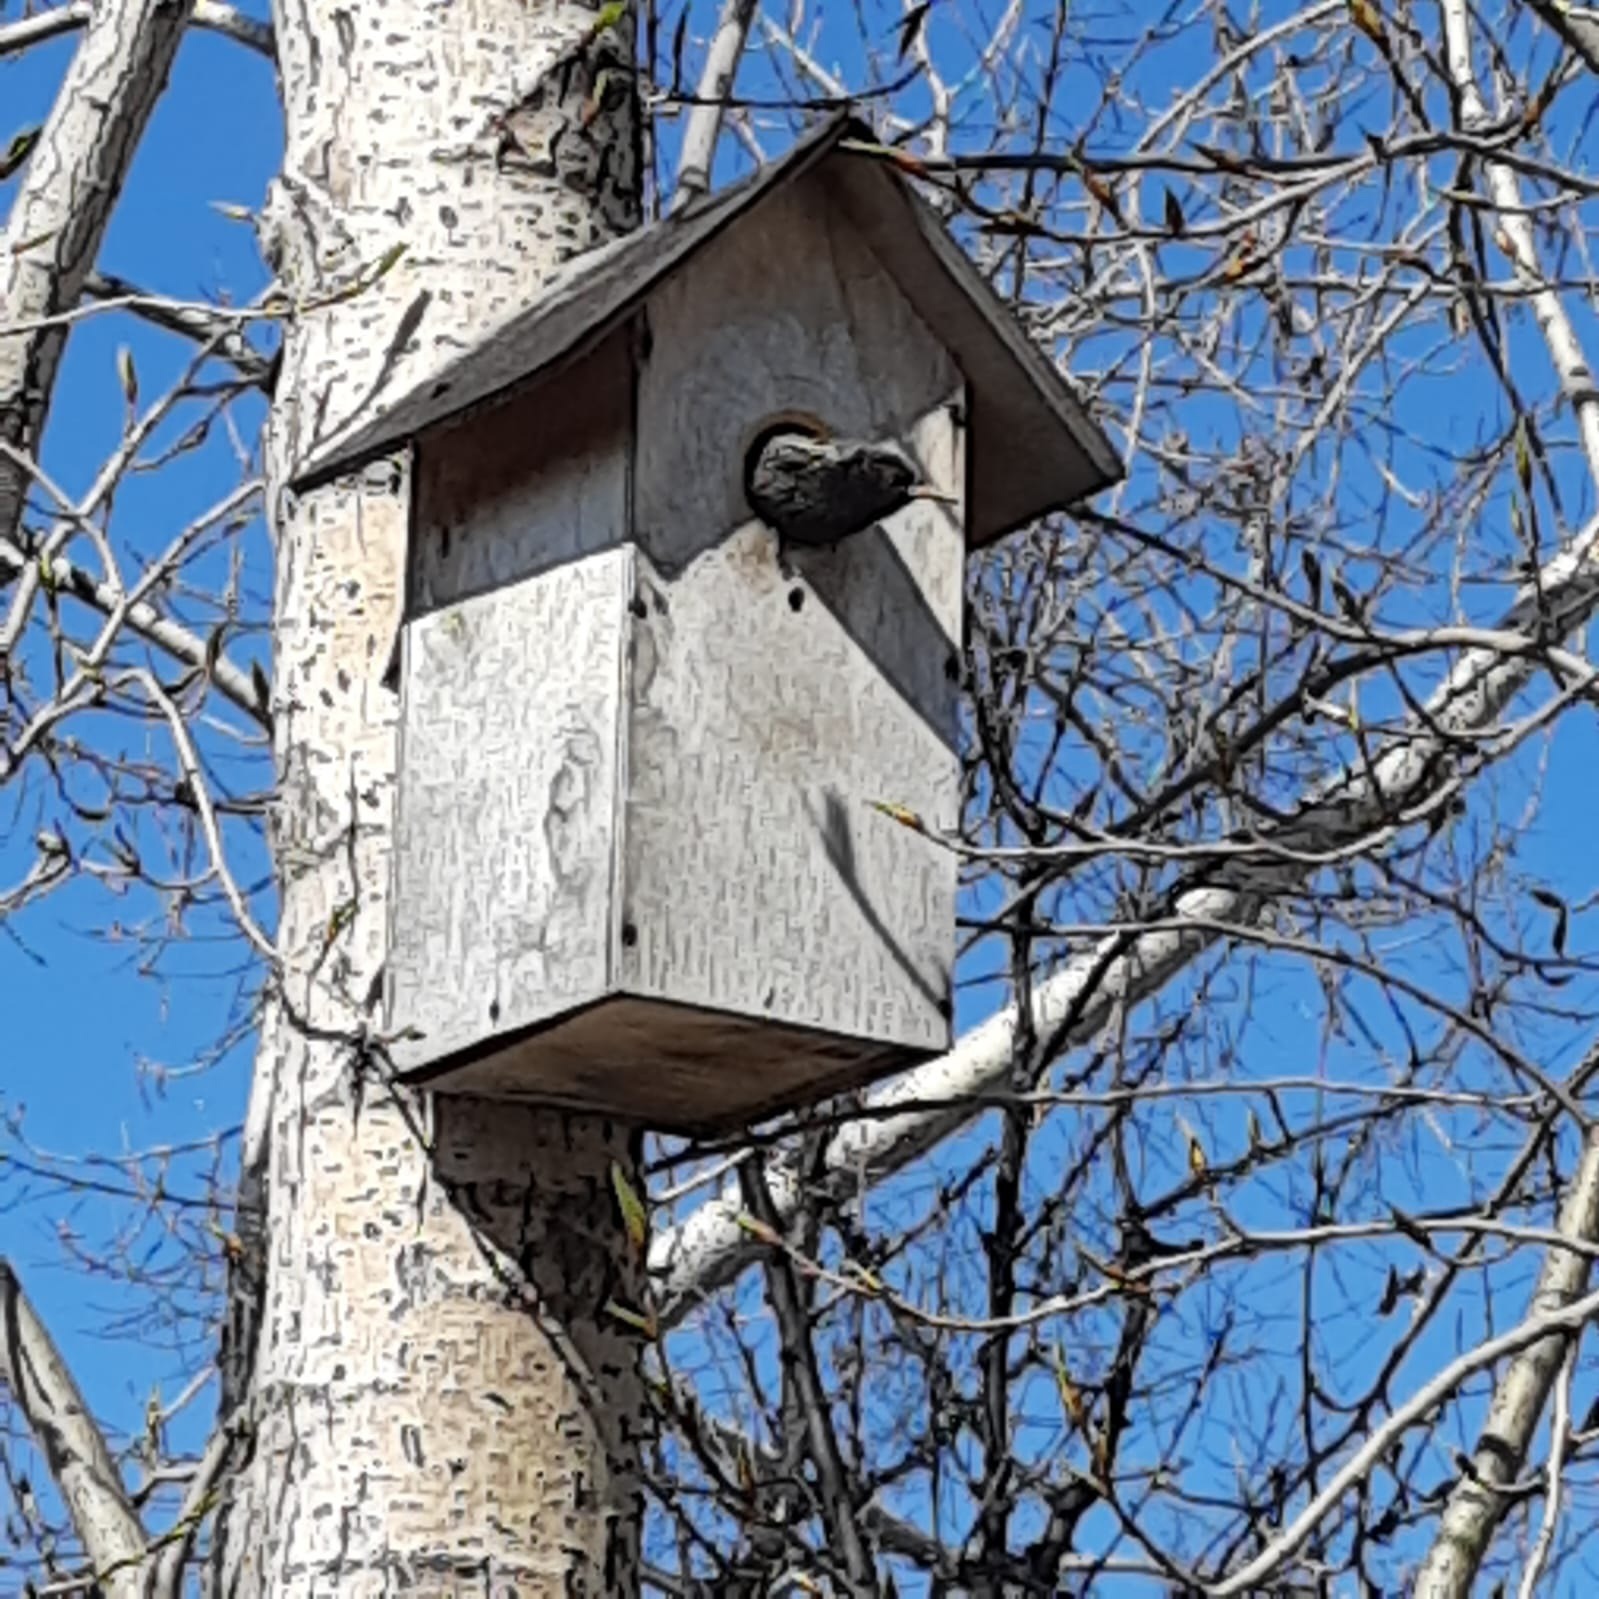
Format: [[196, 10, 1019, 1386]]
[[743, 427, 937, 547]]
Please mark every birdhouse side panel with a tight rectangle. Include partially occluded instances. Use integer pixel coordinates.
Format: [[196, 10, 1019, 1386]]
[[631, 173, 961, 574], [386, 548, 632, 1076], [616, 406, 966, 1059], [784, 397, 967, 648], [409, 330, 632, 614]]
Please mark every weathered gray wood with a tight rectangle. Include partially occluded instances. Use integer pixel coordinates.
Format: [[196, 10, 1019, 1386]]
[[290, 113, 1120, 546], [382, 151, 996, 1127], [401, 997, 918, 1133], [388, 549, 629, 1073], [412, 331, 632, 611], [825, 147, 1120, 530], [632, 173, 960, 571], [621, 399, 964, 1061], [391, 400, 965, 1123]]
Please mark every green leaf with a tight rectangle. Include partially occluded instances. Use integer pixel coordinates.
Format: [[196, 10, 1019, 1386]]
[[869, 798, 925, 832], [735, 1211, 781, 1246], [1514, 417, 1533, 493], [593, 0, 629, 33], [368, 241, 408, 282], [611, 1161, 649, 1254], [603, 1297, 659, 1338], [0, 126, 41, 182]]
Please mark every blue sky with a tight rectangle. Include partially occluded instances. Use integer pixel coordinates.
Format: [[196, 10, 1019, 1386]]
[[2, 9, 281, 1483]]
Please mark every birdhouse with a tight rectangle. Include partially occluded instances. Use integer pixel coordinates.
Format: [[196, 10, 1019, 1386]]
[[293, 114, 1120, 1133]]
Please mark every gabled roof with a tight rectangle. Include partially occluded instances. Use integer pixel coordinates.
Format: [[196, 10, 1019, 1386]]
[[290, 114, 1121, 545]]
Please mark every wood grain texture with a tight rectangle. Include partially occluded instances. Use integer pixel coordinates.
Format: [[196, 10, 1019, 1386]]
[[412, 330, 632, 613], [619, 402, 964, 1072], [388, 548, 630, 1075], [291, 114, 1122, 546], [633, 171, 961, 573], [404, 997, 927, 1133], [386, 175, 970, 1126]]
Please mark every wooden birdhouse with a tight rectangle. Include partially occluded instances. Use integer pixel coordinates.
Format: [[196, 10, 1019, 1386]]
[[293, 114, 1120, 1133]]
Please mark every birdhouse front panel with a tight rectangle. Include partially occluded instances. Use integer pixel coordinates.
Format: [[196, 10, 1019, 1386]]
[[618, 506, 964, 1066], [389, 552, 632, 1079], [608, 183, 969, 1095], [410, 332, 632, 610], [386, 340, 633, 1082]]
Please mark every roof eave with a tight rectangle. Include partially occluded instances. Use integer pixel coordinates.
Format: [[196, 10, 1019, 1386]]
[[288, 111, 1125, 548], [823, 145, 1121, 547], [288, 113, 872, 495]]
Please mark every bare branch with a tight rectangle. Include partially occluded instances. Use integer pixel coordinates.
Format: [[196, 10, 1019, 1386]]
[[0, 480, 271, 731], [128, 667, 277, 960], [0, 1260, 148, 1599], [0, 0, 273, 62], [0, 0, 193, 549], [670, 0, 760, 212], [1215, 1279, 1599, 1597], [1414, 1120, 1599, 1595], [149, 1414, 240, 1598], [1522, 0, 1599, 77], [1442, 0, 1599, 485], [82, 273, 276, 392], [652, 510, 1599, 1323], [1516, 1346, 1575, 1599]]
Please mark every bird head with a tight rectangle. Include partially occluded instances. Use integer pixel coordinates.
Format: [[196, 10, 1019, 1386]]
[[743, 422, 953, 547]]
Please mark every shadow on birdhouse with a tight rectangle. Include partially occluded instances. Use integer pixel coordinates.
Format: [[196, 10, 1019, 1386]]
[[291, 112, 1121, 1135]]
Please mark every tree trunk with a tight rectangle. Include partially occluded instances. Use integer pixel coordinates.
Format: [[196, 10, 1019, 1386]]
[[217, 5, 650, 1591]]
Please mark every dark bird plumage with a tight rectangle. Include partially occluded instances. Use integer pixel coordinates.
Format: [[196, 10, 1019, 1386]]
[[744, 428, 924, 546]]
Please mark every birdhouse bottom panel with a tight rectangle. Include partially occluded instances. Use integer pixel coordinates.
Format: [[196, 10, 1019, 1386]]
[[396, 995, 938, 1135]]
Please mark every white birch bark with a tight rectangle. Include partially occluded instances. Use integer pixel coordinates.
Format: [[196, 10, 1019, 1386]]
[[0, 1260, 147, 1599], [0, 1, 272, 62], [219, 4, 652, 1591], [1407, 14, 1599, 1587], [1413, 1128, 1599, 1595], [670, 0, 760, 210], [0, 0, 191, 568], [0, 0, 191, 546]]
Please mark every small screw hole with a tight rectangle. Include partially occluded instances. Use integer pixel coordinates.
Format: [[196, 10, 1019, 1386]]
[[488, 997, 501, 1023], [788, 587, 805, 612], [621, 922, 639, 947]]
